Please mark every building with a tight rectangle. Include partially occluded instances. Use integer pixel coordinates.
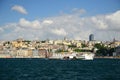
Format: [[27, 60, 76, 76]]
[[16, 48, 33, 58], [0, 54, 11, 58], [114, 46, 120, 56], [89, 34, 94, 41], [38, 49, 51, 58]]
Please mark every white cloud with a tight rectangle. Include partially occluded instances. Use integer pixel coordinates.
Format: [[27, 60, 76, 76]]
[[0, 27, 4, 32], [106, 11, 120, 24], [91, 17, 108, 29], [19, 18, 41, 29], [11, 5, 28, 14], [51, 28, 67, 36], [0, 9, 120, 41], [43, 20, 53, 24], [19, 18, 30, 27], [105, 11, 120, 31]]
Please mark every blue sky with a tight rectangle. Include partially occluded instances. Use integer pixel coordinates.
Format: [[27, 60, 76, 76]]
[[0, 0, 120, 41], [1, 0, 120, 25]]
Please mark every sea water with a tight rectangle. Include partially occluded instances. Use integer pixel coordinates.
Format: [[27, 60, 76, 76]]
[[0, 58, 120, 80]]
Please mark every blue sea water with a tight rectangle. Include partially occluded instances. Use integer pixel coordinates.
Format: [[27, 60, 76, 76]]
[[0, 58, 120, 80]]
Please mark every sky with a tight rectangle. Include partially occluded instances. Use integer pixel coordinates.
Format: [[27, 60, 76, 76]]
[[0, 0, 120, 41]]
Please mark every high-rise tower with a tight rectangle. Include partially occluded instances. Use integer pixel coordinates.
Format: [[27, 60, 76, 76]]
[[89, 34, 94, 41]]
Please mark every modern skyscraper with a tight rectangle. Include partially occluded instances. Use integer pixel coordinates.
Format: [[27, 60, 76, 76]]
[[89, 34, 94, 41]]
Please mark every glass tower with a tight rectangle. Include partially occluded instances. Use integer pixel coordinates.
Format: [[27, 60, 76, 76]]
[[89, 34, 94, 41]]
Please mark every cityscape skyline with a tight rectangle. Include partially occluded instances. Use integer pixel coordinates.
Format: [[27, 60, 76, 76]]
[[0, 0, 120, 41]]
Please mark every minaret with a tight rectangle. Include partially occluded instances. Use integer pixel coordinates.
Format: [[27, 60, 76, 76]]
[[64, 36, 67, 41], [113, 38, 116, 42]]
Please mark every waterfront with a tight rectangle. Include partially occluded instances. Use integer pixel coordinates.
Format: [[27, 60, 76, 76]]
[[0, 58, 120, 80]]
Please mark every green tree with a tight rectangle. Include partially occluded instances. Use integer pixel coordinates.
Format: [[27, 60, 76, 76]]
[[108, 48, 115, 56], [81, 43, 87, 48], [68, 45, 76, 48], [94, 43, 104, 49], [94, 43, 112, 56], [41, 40, 46, 43], [96, 47, 108, 56], [74, 49, 92, 52]]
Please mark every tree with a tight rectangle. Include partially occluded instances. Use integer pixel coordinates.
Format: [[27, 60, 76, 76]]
[[74, 49, 92, 52], [68, 45, 76, 48], [94, 43, 104, 49], [94, 43, 107, 56], [41, 40, 46, 43], [96, 48, 108, 56], [108, 48, 115, 56], [81, 43, 87, 48]]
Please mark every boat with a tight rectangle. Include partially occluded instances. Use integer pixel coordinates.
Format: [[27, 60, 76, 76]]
[[49, 52, 95, 60], [83, 53, 95, 60], [75, 52, 95, 60], [61, 53, 95, 60]]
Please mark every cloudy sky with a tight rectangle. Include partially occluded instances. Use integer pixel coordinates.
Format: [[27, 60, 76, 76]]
[[0, 0, 120, 41]]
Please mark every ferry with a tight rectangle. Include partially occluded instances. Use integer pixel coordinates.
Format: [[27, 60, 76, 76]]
[[70, 53, 95, 60], [50, 52, 95, 60], [81, 53, 95, 60]]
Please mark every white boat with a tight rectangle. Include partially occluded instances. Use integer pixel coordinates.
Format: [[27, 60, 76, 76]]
[[76, 53, 95, 60], [62, 53, 95, 60], [83, 53, 95, 60], [49, 52, 95, 60]]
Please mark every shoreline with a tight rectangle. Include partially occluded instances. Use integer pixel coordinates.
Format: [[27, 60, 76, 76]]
[[0, 56, 120, 59], [95, 56, 120, 59]]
